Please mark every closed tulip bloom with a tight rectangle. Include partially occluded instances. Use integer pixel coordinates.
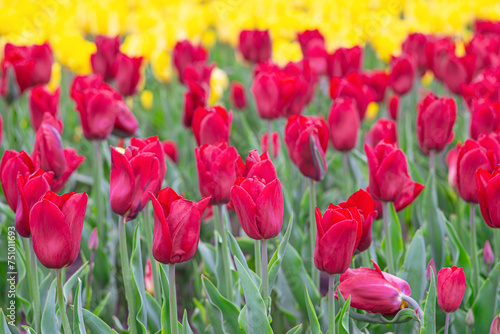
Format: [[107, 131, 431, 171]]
[[181, 62, 214, 88], [491, 315, 500, 334], [297, 29, 328, 75], [362, 70, 390, 103], [30, 191, 88, 269], [149, 187, 210, 264], [260, 132, 281, 159], [443, 54, 476, 95], [0, 150, 37, 211], [251, 72, 280, 119], [110, 146, 160, 221], [416, 92, 457, 154], [195, 141, 243, 205], [1, 54, 34, 100], [388, 94, 400, 120], [446, 142, 462, 190], [173, 40, 209, 83], [15, 169, 54, 237], [389, 54, 416, 96], [183, 80, 207, 127], [297, 29, 325, 55], [91, 35, 120, 81], [192, 106, 233, 146], [425, 37, 455, 81], [50, 148, 85, 192], [112, 53, 143, 97], [327, 98, 360, 152], [29, 85, 60, 131], [88, 227, 99, 252], [476, 166, 500, 228], [314, 204, 362, 275], [327, 46, 363, 78], [239, 30, 272, 63], [369, 179, 425, 220], [231, 176, 283, 240], [112, 99, 139, 138], [402, 33, 434, 71], [437, 266, 466, 313], [330, 72, 376, 120], [31, 113, 66, 178], [229, 81, 247, 110], [336, 261, 412, 315], [241, 150, 277, 182], [284, 115, 329, 181], [364, 118, 397, 148], [284, 60, 318, 106], [484, 240, 494, 266], [162, 140, 179, 164], [426, 258, 436, 281], [470, 100, 500, 140], [130, 136, 166, 194]]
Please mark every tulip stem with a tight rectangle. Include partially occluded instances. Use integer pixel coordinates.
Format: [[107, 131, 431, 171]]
[[144, 206, 162, 304], [261, 239, 269, 314], [382, 202, 395, 274], [25, 239, 41, 332], [169, 264, 179, 334], [217, 205, 233, 300], [57, 270, 71, 334], [255, 240, 262, 276], [267, 121, 272, 159], [119, 215, 138, 334], [493, 229, 500, 268], [444, 313, 450, 334], [401, 294, 424, 320], [470, 204, 480, 297], [328, 274, 336, 334], [429, 151, 436, 174], [93, 141, 106, 248], [86, 250, 95, 309], [309, 179, 319, 286]]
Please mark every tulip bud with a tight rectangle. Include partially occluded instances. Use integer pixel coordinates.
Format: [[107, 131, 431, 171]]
[[88, 227, 99, 252], [0, 150, 37, 211], [112, 53, 143, 97], [192, 106, 233, 146], [466, 308, 475, 327], [145, 258, 154, 296], [239, 30, 272, 63], [327, 98, 360, 152], [229, 81, 248, 110], [183, 80, 207, 127], [162, 140, 179, 164], [476, 166, 500, 228], [149, 187, 210, 264], [173, 40, 208, 84], [29, 85, 61, 131], [260, 132, 281, 159], [388, 94, 400, 121], [389, 53, 416, 96], [484, 240, 495, 266], [426, 258, 436, 281], [31, 113, 66, 178], [364, 118, 397, 148], [91, 35, 121, 81], [437, 266, 466, 313], [31, 191, 88, 269], [491, 314, 500, 334]]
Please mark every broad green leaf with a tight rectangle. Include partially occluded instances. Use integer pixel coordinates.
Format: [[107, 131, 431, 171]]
[[349, 308, 418, 324], [41, 278, 57, 334], [130, 222, 148, 334], [0, 309, 13, 334], [285, 324, 303, 334], [400, 230, 427, 301], [198, 242, 216, 276], [304, 284, 320, 334], [472, 263, 500, 334], [228, 232, 261, 286], [337, 296, 351, 334], [421, 269, 436, 334], [63, 261, 89, 300], [20, 326, 36, 334], [82, 309, 118, 333], [181, 310, 194, 334], [93, 292, 111, 317], [72, 279, 86, 334], [159, 265, 170, 334], [268, 213, 293, 293], [443, 215, 472, 281], [145, 292, 162, 331]]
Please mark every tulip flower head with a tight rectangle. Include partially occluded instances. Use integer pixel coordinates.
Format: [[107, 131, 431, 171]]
[[192, 106, 233, 146], [476, 166, 500, 228], [91, 35, 121, 81], [173, 40, 209, 84], [28, 85, 61, 131], [112, 53, 143, 97], [239, 30, 272, 63], [364, 118, 397, 148], [329, 72, 376, 120], [388, 94, 400, 120], [130, 136, 166, 194], [327, 98, 360, 152], [469, 100, 500, 140], [260, 132, 281, 159], [162, 140, 180, 164], [229, 81, 248, 110], [183, 80, 207, 127], [327, 45, 363, 79], [31, 113, 66, 178], [437, 266, 466, 313], [491, 315, 500, 334], [241, 150, 277, 182], [1, 150, 38, 211], [426, 258, 436, 281], [484, 240, 494, 266], [389, 53, 417, 96]]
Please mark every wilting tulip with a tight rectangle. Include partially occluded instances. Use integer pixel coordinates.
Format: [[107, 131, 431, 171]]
[[362, 70, 390, 103], [183, 80, 207, 127], [91, 35, 120, 81], [31, 113, 66, 178], [173, 40, 208, 83], [191, 106, 233, 146], [284, 115, 329, 181], [110, 146, 160, 221], [329, 72, 376, 120], [327, 46, 363, 78], [231, 176, 283, 240], [446, 143, 462, 190], [491, 315, 500, 334], [457, 134, 500, 203], [195, 141, 243, 205], [239, 30, 272, 63], [0, 150, 37, 211], [327, 98, 360, 152], [241, 150, 277, 182], [388, 94, 400, 120], [416, 92, 457, 154], [260, 132, 280, 159], [150, 187, 210, 264], [130, 136, 166, 194], [162, 140, 179, 164], [443, 54, 476, 95], [15, 169, 54, 237], [29, 85, 60, 131], [476, 166, 500, 228], [50, 148, 85, 192], [437, 266, 466, 313], [365, 141, 421, 202], [484, 240, 494, 266], [229, 81, 247, 110], [389, 54, 416, 96], [365, 118, 397, 148], [30, 191, 88, 269], [112, 53, 143, 97], [470, 100, 500, 140], [336, 261, 412, 315], [314, 204, 362, 275], [426, 258, 436, 281]]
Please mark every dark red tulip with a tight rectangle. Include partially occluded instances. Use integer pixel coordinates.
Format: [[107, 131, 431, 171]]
[[192, 106, 233, 146], [91, 35, 121, 81], [425, 37, 455, 81], [162, 140, 179, 164], [327, 46, 363, 78], [470, 100, 500, 139], [50, 148, 85, 193], [260, 132, 281, 159], [442, 54, 475, 95], [329, 72, 376, 120], [110, 146, 159, 221], [284, 115, 329, 181], [229, 81, 248, 110], [466, 35, 500, 73], [130, 136, 167, 194], [364, 118, 397, 148], [388, 94, 400, 120], [251, 71, 280, 119], [0, 150, 37, 211], [29, 85, 60, 131], [446, 142, 462, 190], [1, 45, 35, 94], [183, 80, 207, 127], [173, 40, 208, 83], [402, 33, 434, 71], [476, 166, 500, 228], [231, 176, 283, 240], [241, 150, 277, 183], [149, 187, 210, 264], [112, 53, 143, 97], [437, 266, 466, 313], [456, 134, 500, 203], [416, 92, 456, 154], [30, 191, 88, 269], [239, 30, 272, 63], [31, 113, 66, 178], [16, 169, 54, 238], [362, 70, 390, 103], [297, 29, 327, 74], [314, 204, 362, 275], [389, 54, 417, 95], [327, 98, 360, 152]]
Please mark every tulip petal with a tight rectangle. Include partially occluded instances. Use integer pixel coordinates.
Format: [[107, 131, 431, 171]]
[[150, 193, 173, 264], [255, 179, 283, 239], [62, 192, 88, 266], [127, 154, 159, 220], [110, 147, 134, 217], [168, 199, 202, 263], [374, 149, 408, 201], [231, 185, 261, 239]]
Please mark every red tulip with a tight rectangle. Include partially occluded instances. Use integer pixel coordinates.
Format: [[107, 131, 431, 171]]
[[476, 166, 500, 229], [327, 46, 363, 78], [327, 98, 360, 152], [251, 71, 280, 119], [239, 30, 272, 63], [260, 132, 281, 159], [442, 54, 475, 95], [297, 29, 327, 75], [365, 141, 421, 202], [314, 204, 362, 275], [110, 146, 159, 221], [241, 150, 277, 183], [284, 60, 318, 106], [364, 118, 397, 148], [475, 20, 500, 37], [195, 141, 243, 205], [336, 260, 412, 315], [470, 100, 500, 139], [173, 40, 208, 83], [456, 134, 500, 203], [362, 70, 390, 103], [183, 80, 207, 127], [416, 92, 456, 154], [229, 81, 248, 110], [182, 62, 214, 88], [113, 99, 139, 138], [149, 187, 210, 264], [466, 35, 500, 73], [284, 115, 329, 181], [29, 85, 60, 131], [192, 106, 233, 146], [484, 240, 494, 265], [425, 37, 455, 81], [0, 150, 37, 210], [15, 169, 54, 237], [162, 140, 179, 164], [492, 315, 500, 334], [112, 53, 143, 97], [402, 33, 434, 71], [50, 148, 85, 192], [91, 35, 121, 81], [30, 191, 88, 269], [388, 94, 400, 120], [130, 136, 166, 194], [461, 67, 500, 108], [231, 176, 283, 240], [31, 113, 66, 178], [389, 54, 417, 96], [446, 142, 462, 190], [297, 29, 325, 55], [437, 266, 466, 313], [329, 72, 376, 120], [1, 46, 35, 95]]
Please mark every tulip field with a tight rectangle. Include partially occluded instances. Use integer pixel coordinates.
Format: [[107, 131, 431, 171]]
[[4, 1, 500, 333]]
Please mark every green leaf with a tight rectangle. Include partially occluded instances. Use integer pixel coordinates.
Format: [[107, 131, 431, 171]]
[[0, 309, 13, 334], [82, 309, 118, 333], [421, 268, 436, 334], [304, 284, 320, 334], [63, 261, 89, 300], [202, 275, 242, 334], [268, 213, 293, 293], [93, 292, 111, 317], [400, 230, 427, 301], [20, 326, 36, 334], [349, 308, 418, 324], [443, 215, 472, 281], [234, 257, 273, 334], [181, 310, 194, 334], [41, 278, 57, 334], [130, 222, 148, 334], [159, 265, 170, 334], [389, 203, 404, 270], [72, 278, 86, 334], [145, 292, 162, 332], [285, 324, 303, 334], [337, 296, 351, 334], [198, 242, 216, 276], [228, 232, 261, 286], [472, 262, 500, 334]]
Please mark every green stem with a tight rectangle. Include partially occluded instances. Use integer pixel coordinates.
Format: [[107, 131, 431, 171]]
[[328, 275, 336, 334], [261, 239, 269, 314], [217, 205, 233, 300], [119, 215, 138, 334], [309, 179, 319, 287], [401, 294, 424, 320], [255, 240, 261, 276], [493, 229, 500, 266], [93, 141, 106, 248], [25, 239, 40, 332], [444, 313, 450, 334], [57, 270, 71, 334], [169, 264, 178, 334], [85, 251, 94, 309], [144, 206, 162, 304], [267, 121, 272, 158], [383, 202, 395, 274], [429, 151, 436, 174], [470, 204, 480, 297]]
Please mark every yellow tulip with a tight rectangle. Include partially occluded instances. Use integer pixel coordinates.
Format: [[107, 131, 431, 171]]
[[151, 50, 173, 84], [209, 67, 229, 106], [47, 62, 61, 92], [141, 90, 154, 110]]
